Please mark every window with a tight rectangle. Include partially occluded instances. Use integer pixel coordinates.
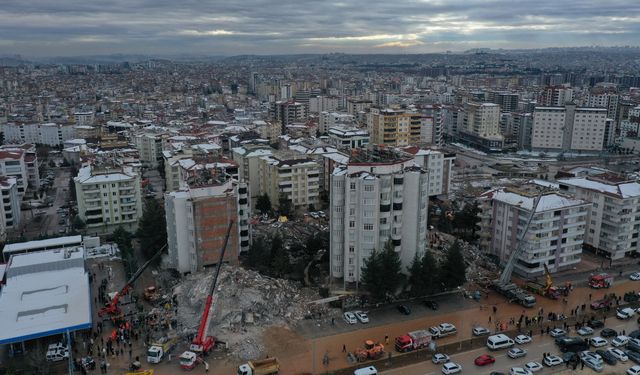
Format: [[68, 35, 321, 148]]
[[112, 192, 117, 196], [349, 246, 354, 253], [350, 182, 356, 190], [380, 218, 387, 224], [363, 223, 374, 230], [364, 185, 374, 192], [349, 221, 355, 228]]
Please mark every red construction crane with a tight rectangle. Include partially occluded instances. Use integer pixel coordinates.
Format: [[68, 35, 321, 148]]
[[98, 244, 166, 317], [180, 221, 234, 370]]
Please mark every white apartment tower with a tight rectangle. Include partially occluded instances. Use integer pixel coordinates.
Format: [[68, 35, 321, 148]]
[[458, 102, 504, 151], [558, 174, 640, 260], [330, 147, 429, 284], [532, 104, 608, 152]]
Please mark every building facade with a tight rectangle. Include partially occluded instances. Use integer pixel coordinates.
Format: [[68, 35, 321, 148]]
[[257, 153, 320, 212], [457, 102, 504, 152], [368, 108, 424, 147], [0, 177, 20, 239], [532, 104, 608, 152]]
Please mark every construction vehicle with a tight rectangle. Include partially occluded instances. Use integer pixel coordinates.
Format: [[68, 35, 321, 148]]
[[492, 191, 543, 308], [523, 264, 566, 300], [147, 333, 178, 364], [589, 273, 613, 289], [98, 244, 166, 317], [394, 330, 432, 352], [354, 340, 384, 362], [143, 286, 159, 302], [180, 221, 234, 370], [237, 357, 280, 375]]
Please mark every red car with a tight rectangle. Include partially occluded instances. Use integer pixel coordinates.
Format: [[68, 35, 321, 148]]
[[474, 354, 496, 366]]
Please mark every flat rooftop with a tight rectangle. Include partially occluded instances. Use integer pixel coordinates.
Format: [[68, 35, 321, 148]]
[[0, 248, 91, 344]]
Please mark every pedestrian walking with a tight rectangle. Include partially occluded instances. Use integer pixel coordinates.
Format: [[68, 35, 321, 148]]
[[385, 335, 389, 345], [589, 293, 592, 300], [489, 315, 492, 323], [342, 344, 346, 353]]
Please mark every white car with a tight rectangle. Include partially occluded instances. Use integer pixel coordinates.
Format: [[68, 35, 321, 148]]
[[47, 342, 65, 352], [609, 347, 629, 362], [509, 367, 533, 375], [579, 350, 603, 364], [617, 307, 636, 319], [441, 362, 462, 374], [578, 326, 594, 336], [628, 365, 640, 375], [432, 353, 450, 364], [630, 272, 640, 281], [549, 328, 567, 337], [590, 336, 608, 347], [543, 354, 563, 366], [582, 356, 604, 372], [343, 311, 357, 324], [473, 326, 490, 336], [508, 347, 528, 359], [613, 335, 630, 347], [524, 361, 543, 372], [515, 334, 532, 344], [354, 311, 369, 324]]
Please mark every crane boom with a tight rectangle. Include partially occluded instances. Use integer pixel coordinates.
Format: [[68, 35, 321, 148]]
[[498, 191, 544, 285], [98, 243, 167, 317], [191, 220, 234, 354]]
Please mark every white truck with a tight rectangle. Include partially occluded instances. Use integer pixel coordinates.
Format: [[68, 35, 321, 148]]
[[147, 334, 178, 364], [429, 323, 457, 339]]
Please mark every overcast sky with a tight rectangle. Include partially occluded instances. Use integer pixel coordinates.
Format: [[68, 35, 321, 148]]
[[2, 0, 640, 57]]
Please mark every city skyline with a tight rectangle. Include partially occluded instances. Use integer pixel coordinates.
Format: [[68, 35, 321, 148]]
[[2, 0, 640, 57]]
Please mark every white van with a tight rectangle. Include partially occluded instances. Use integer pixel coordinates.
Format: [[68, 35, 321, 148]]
[[46, 348, 69, 362], [486, 334, 515, 350], [354, 366, 378, 375]]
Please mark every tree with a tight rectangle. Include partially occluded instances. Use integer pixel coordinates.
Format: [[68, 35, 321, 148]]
[[137, 198, 167, 262], [278, 193, 292, 217], [270, 234, 291, 277], [361, 239, 403, 301], [246, 237, 270, 271], [68, 167, 78, 201], [440, 241, 466, 289], [409, 250, 440, 297], [72, 216, 86, 230], [256, 193, 272, 215]]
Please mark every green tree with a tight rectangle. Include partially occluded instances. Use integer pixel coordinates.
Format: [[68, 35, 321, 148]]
[[440, 241, 466, 289], [256, 193, 272, 215], [270, 234, 291, 277], [72, 216, 86, 230], [137, 198, 167, 262], [278, 193, 292, 217], [408, 250, 440, 296], [112, 226, 133, 258], [246, 237, 270, 271], [361, 239, 403, 301]]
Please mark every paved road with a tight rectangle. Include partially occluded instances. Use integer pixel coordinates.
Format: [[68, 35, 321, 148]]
[[382, 318, 640, 375]]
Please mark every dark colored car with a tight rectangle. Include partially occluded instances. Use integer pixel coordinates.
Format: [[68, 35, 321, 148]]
[[588, 319, 604, 328], [590, 299, 613, 310], [630, 330, 640, 339], [397, 304, 411, 315], [423, 300, 439, 310], [627, 349, 640, 364], [600, 328, 617, 338], [489, 372, 506, 375], [562, 351, 577, 364], [595, 349, 618, 365]]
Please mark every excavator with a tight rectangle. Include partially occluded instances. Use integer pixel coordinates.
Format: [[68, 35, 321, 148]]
[[98, 244, 167, 317], [354, 340, 384, 362], [523, 264, 566, 300], [179, 221, 234, 370]]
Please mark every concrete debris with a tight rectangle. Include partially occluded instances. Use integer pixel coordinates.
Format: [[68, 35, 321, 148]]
[[173, 264, 321, 360]]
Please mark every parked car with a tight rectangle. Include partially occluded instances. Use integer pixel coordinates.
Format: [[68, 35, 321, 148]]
[[507, 347, 527, 359], [524, 361, 542, 372], [397, 305, 411, 315], [608, 347, 628, 362], [613, 335, 630, 347], [628, 365, 640, 375], [432, 353, 450, 364], [617, 307, 636, 319], [630, 272, 640, 281], [601, 328, 617, 338], [627, 349, 640, 364], [543, 354, 563, 366], [473, 326, 491, 336], [515, 335, 532, 344], [474, 354, 496, 366], [596, 349, 618, 365], [343, 311, 357, 324], [509, 367, 532, 375], [441, 362, 462, 374], [423, 300, 439, 310], [582, 356, 604, 372], [590, 336, 608, 348], [578, 326, 594, 336], [588, 319, 604, 328], [354, 311, 369, 324], [550, 328, 567, 337]]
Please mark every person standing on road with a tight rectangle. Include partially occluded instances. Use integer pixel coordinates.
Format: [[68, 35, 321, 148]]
[[342, 344, 346, 353], [385, 335, 389, 345]]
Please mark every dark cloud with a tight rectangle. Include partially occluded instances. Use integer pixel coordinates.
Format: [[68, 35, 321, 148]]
[[1, 0, 639, 56]]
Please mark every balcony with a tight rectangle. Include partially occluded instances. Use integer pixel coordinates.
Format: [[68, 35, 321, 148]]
[[239, 198, 248, 205], [380, 204, 391, 213], [393, 177, 403, 185], [393, 203, 402, 210]]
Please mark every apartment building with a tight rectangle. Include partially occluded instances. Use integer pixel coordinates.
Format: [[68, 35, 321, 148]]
[[257, 152, 320, 212], [537, 86, 574, 107], [479, 187, 589, 277], [232, 145, 274, 212], [368, 108, 426, 147], [327, 126, 369, 150], [457, 102, 504, 152], [401, 147, 456, 197], [532, 104, 608, 152], [487, 91, 519, 112], [346, 98, 373, 116], [309, 96, 340, 114], [74, 165, 143, 235], [4, 123, 76, 146], [165, 179, 250, 274], [558, 174, 640, 260], [134, 132, 168, 168], [0, 176, 21, 239], [319, 111, 354, 134], [0, 148, 29, 198], [74, 111, 95, 126], [272, 101, 307, 132], [330, 147, 430, 284], [586, 90, 619, 123]]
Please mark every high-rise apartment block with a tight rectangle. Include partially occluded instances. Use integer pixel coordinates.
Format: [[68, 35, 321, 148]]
[[479, 186, 589, 277], [272, 101, 307, 132], [537, 86, 574, 107], [532, 104, 608, 152], [0, 176, 21, 240], [319, 112, 354, 134], [558, 174, 640, 260], [232, 145, 274, 212], [458, 102, 504, 151], [368, 108, 426, 147], [330, 147, 429, 284], [74, 165, 143, 235]]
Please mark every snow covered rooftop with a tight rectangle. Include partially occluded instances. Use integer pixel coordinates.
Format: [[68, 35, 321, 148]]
[[559, 177, 640, 199], [491, 189, 587, 212], [0, 248, 91, 344], [3, 235, 83, 257], [74, 165, 135, 184]]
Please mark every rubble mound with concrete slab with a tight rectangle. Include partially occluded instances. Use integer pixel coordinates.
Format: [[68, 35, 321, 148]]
[[173, 264, 321, 360]]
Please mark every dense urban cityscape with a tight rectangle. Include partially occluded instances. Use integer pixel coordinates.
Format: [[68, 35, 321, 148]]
[[2, 3, 640, 375]]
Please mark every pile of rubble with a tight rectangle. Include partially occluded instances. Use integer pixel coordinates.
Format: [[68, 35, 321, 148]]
[[173, 264, 321, 360]]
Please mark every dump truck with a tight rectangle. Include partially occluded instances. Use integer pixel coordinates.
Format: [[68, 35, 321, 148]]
[[354, 340, 384, 362], [589, 273, 613, 288], [147, 333, 178, 364], [237, 357, 280, 375], [395, 330, 432, 352], [493, 283, 537, 307]]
